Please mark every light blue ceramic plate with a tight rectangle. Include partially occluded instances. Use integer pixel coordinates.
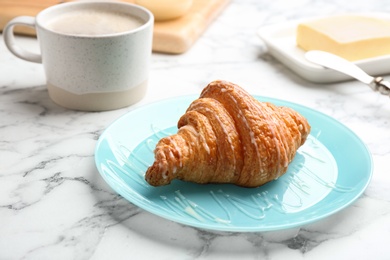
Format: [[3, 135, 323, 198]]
[[95, 95, 372, 232]]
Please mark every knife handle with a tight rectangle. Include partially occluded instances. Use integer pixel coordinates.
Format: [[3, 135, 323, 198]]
[[370, 77, 390, 97]]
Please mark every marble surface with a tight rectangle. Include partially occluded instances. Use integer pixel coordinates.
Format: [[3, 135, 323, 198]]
[[1, 0, 390, 259]]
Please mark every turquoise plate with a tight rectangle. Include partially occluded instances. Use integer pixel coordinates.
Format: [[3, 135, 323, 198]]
[[95, 95, 372, 232]]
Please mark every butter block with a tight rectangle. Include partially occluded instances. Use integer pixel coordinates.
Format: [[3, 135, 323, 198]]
[[297, 15, 390, 61]]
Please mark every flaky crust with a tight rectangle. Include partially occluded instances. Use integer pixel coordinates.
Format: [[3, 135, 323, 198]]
[[145, 80, 311, 187]]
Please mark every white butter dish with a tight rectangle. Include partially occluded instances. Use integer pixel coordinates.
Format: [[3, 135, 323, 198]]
[[257, 13, 390, 83]]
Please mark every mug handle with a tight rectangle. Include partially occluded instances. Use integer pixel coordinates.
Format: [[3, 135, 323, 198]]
[[3, 16, 42, 63]]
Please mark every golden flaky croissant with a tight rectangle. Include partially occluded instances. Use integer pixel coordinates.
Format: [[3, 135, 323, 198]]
[[145, 80, 311, 187]]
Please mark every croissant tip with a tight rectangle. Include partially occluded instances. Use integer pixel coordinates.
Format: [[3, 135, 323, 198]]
[[145, 163, 173, 187]]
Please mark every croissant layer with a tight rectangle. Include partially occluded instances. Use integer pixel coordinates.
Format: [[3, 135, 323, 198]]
[[145, 80, 311, 187]]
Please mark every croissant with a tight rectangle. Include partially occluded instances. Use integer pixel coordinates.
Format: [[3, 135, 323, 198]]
[[145, 80, 311, 187]]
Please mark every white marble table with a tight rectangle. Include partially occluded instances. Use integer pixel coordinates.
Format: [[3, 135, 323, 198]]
[[1, 0, 390, 259]]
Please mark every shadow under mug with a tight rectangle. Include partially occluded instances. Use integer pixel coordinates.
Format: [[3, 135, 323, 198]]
[[3, 2, 154, 111]]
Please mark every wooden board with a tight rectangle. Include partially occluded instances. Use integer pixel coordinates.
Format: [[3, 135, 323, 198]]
[[0, 0, 230, 54]]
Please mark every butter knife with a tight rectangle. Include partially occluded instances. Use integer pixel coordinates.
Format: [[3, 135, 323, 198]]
[[305, 50, 390, 97]]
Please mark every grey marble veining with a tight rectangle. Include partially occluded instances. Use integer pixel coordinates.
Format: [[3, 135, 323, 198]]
[[1, 0, 390, 259]]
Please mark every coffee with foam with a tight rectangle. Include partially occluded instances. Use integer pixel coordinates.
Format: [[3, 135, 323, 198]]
[[4, 1, 153, 111], [47, 9, 144, 36]]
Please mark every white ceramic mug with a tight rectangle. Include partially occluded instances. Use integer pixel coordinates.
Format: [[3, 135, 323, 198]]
[[3, 2, 154, 111]]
